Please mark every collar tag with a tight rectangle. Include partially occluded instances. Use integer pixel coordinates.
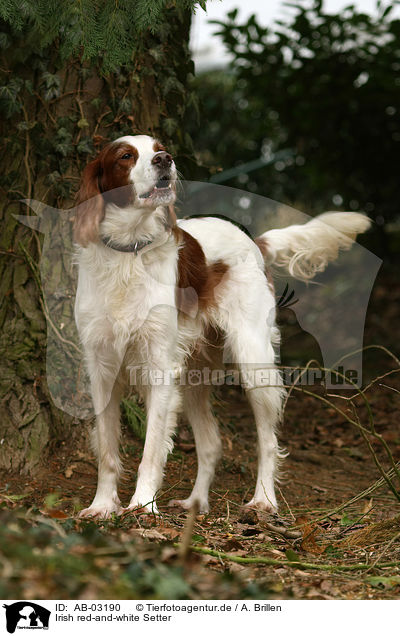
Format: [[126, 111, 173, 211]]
[[101, 236, 153, 254]]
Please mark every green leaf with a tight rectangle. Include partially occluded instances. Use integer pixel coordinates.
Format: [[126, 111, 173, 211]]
[[0, 31, 10, 48], [366, 576, 400, 589], [77, 138, 93, 154], [40, 71, 61, 101], [1, 493, 30, 502], [44, 491, 61, 508], [77, 118, 89, 129], [285, 549, 301, 562], [163, 118, 178, 135], [340, 513, 358, 527], [16, 120, 37, 131]]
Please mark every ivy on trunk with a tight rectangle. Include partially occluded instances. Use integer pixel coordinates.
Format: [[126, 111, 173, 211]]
[[0, 0, 206, 472]]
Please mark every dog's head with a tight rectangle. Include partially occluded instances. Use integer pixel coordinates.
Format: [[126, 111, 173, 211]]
[[74, 135, 177, 246]]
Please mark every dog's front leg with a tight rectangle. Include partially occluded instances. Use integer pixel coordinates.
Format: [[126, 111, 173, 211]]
[[125, 333, 180, 515], [126, 380, 177, 515], [79, 347, 124, 519]]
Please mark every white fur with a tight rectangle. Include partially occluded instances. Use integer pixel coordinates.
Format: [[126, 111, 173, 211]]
[[118, 134, 176, 205], [75, 135, 370, 519], [259, 211, 371, 280]]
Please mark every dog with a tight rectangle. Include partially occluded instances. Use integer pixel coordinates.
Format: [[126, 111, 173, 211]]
[[73, 134, 370, 518]]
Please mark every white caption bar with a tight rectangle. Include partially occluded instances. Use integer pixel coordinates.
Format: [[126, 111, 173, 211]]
[[1, 599, 398, 635]]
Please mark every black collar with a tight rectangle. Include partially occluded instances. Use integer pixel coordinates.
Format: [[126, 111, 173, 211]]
[[101, 236, 153, 254]]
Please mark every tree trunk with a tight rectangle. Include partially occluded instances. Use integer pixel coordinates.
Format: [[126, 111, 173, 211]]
[[0, 7, 196, 472]]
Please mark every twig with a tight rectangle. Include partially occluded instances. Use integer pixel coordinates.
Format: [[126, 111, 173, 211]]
[[0, 249, 24, 260], [33, 91, 57, 125], [259, 521, 301, 539], [299, 463, 400, 526], [333, 344, 400, 372], [177, 500, 200, 562], [277, 485, 296, 521], [292, 385, 400, 500], [21, 105, 32, 199], [364, 531, 400, 574], [176, 544, 400, 573], [209, 490, 302, 539], [379, 383, 400, 395], [328, 369, 400, 401]]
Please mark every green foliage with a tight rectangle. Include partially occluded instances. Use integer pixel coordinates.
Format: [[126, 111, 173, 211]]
[[0, 0, 206, 74], [122, 397, 146, 441], [188, 0, 400, 227], [366, 575, 400, 589], [0, 0, 205, 209]]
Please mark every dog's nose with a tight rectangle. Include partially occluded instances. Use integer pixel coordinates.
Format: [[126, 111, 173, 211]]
[[152, 151, 173, 168]]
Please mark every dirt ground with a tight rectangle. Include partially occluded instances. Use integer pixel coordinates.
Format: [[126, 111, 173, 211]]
[[1, 266, 400, 600]]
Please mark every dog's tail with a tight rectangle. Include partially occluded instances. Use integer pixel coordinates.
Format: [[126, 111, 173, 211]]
[[255, 211, 371, 281]]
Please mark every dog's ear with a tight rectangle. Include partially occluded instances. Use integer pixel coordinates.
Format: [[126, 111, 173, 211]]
[[74, 156, 105, 246]]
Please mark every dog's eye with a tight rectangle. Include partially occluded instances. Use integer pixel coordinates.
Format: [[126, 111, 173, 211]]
[[121, 153, 133, 160]]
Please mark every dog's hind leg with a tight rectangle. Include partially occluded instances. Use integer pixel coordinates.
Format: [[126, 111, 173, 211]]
[[169, 383, 222, 514], [243, 376, 285, 512], [230, 335, 285, 512], [218, 266, 285, 512]]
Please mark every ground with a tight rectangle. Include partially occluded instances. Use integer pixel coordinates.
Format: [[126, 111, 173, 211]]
[[1, 266, 399, 600]]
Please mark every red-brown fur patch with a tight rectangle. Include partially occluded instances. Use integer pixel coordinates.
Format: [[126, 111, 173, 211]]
[[74, 142, 139, 246], [153, 140, 166, 153], [173, 227, 229, 315], [254, 236, 269, 258], [254, 236, 274, 293], [167, 205, 177, 227], [73, 158, 105, 246]]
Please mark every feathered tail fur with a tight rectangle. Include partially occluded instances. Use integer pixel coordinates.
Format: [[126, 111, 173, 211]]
[[256, 211, 371, 281]]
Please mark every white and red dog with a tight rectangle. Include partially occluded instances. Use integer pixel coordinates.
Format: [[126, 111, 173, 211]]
[[74, 134, 370, 518]]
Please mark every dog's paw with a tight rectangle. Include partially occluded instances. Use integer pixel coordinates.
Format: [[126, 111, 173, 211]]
[[168, 497, 209, 514], [243, 498, 277, 514], [78, 503, 122, 520], [123, 504, 160, 516], [124, 496, 160, 516]]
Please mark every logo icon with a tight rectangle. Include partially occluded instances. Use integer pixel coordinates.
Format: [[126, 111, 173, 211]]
[[3, 603, 50, 634]]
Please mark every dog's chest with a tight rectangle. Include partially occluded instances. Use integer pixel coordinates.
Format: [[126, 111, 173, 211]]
[[76, 246, 179, 347]]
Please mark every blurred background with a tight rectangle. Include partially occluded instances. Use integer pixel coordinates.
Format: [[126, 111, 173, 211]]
[[187, 0, 400, 259], [179, 0, 400, 385]]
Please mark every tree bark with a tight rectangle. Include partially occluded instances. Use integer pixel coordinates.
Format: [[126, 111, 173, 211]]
[[0, 8, 195, 472]]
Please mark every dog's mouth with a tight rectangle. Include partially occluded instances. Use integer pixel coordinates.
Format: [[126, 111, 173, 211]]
[[139, 177, 173, 199]]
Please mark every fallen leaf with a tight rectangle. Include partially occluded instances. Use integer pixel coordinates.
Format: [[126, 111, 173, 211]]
[[159, 527, 182, 540], [333, 438, 344, 448], [46, 509, 69, 519], [130, 528, 167, 541], [297, 515, 325, 555], [65, 464, 77, 479], [222, 538, 244, 551], [361, 498, 373, 515]]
